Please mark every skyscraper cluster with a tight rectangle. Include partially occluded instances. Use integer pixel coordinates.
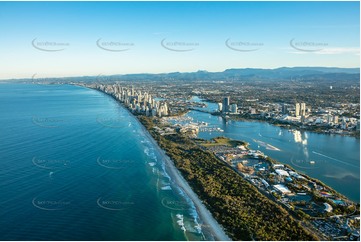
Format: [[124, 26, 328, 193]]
[[295, 102, 306, 117], [218, 97, 238, 114], [96, 84, 169, 117]]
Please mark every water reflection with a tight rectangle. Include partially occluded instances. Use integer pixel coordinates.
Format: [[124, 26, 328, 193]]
[[182, 96, 360, 201], [292, 130, 308, 145]]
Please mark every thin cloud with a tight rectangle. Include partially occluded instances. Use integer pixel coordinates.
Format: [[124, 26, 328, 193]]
[[315, 47, 359, 55], [288, 47, 359, 55]]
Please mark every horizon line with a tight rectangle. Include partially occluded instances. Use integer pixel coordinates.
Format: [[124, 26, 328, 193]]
[[1, 65, 360, 81]]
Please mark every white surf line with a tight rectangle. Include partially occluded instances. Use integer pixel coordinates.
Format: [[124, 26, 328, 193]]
[[141, 127, 231, 241], [88, 86, 231, 241], [312, 151, 359, 168]]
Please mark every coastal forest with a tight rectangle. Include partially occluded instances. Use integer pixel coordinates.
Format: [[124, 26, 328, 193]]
[[139, 116, 318, 241]]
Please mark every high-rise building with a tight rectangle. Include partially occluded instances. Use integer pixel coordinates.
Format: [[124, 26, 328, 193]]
[[295, 103, 300, 117], [222, 97, 230, 113], [333, 115, 339, 124], [327, 114, 332, 124], [341, 117, 347, 129], [300, 103, 306, 116], [151, 108, 157, 117], [218, 103, 223, 112], [282, 103, 288, 114], [231, 104, 238, 114], [163, 103, 169, 116]]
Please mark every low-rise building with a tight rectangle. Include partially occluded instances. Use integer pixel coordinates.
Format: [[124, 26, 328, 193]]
[[273, 184, 292, 195]]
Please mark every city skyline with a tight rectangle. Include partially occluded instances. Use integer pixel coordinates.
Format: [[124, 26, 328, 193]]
[[0, 1, 359, 79], [0, 1, 359, 241]]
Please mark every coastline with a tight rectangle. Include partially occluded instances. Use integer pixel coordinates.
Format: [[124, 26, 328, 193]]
[[90, 87, 231, 241], [187, 106, 359, 201], [137, 118, 231, 241]]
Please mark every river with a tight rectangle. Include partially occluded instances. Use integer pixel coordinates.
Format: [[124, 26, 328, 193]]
[[185, 96, 360, 202]]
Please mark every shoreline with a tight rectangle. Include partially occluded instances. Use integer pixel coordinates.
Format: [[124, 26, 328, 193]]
[[81, 85, 359, 240], [90, 87, 231, 241], [186, 107, 359, 202], [137, 118, 231, 241]]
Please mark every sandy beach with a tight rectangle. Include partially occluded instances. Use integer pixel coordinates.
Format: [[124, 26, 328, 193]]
[[136, 120, 231, 241], [90, 87, 231, 241]]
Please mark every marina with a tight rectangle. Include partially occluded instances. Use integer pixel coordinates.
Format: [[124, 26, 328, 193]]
[[169, 97, 360, 202]]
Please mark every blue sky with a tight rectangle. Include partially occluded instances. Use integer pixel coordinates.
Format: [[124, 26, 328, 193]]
[[0, 1, 359, 79]]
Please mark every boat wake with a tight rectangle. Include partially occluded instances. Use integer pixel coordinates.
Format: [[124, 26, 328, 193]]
[[312, 151, 359, 168], [253, 139, 281, 151]]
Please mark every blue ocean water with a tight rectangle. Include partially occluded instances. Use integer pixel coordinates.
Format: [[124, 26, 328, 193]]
[[0, 84, 205, 240]]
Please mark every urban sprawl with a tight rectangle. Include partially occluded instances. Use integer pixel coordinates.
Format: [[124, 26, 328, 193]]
[[81, 82, 360, 241]]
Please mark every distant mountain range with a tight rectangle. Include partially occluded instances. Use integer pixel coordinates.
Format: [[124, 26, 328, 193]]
[[5, 67, 360, 82], [109, 67, 360, 80], [100, 67, 360, 82]]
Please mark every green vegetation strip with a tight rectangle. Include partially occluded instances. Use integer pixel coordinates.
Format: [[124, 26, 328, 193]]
[[139, 116, 318, 241], [200, 137, 247, 148]]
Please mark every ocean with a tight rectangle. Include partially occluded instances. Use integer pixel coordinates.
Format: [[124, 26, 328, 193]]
[[0, 83, 206, 240]]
